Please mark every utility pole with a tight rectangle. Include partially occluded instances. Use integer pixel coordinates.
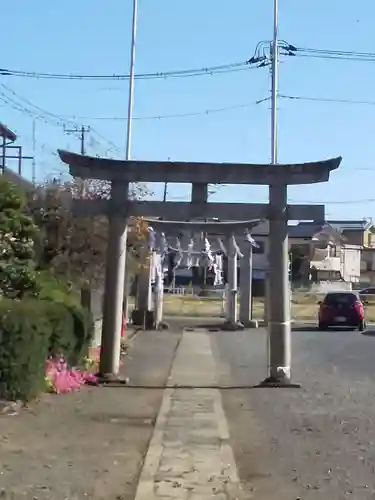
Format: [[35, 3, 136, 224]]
[[32, 120, 36, 185], [125, 0, 137, 160], [270, 0, 278, 165], [163, 182, 168, 202], [99, 0, 138, 376], [265, 0, 292, 385], [64, 125, 90, 196], [163, 157, 170, 202], [64, 125, 90, 155]]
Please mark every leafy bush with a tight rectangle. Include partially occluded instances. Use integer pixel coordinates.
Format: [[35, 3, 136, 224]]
[[36, 272, 94, 363], [0, 180, 94, 401], [0, 296, 94, 401], [0, 178, 40, 298], [0, 299, 51, 401]]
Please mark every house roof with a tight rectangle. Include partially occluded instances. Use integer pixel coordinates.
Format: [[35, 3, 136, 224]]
[[253, 219, 373, 239], [0, 122, 17, 142], [326, 219, 373, 231], [251, 221, 343, 240], [289, 221, 345, 242], [288, 221, 327, 238], [2, 167, 34, 190]]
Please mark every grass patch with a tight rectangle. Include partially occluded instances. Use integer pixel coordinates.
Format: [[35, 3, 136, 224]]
[[150, 293, 375, 322]]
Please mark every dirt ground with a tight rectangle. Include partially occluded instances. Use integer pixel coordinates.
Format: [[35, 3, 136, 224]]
[[0, 329, 182, 500]]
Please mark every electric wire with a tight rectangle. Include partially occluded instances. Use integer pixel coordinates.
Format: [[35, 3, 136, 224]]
[[289, 198, 375, 205], [3, 44, 375, 85], [60, 100, 267, 122], [0, 60, 260, 81], [0, 85, 122, 155], [279, 94, 375, 107], [288, 46, 375, 63], [2, 81, 374, 206]]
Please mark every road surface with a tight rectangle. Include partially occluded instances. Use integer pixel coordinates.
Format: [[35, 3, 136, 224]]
[[212, 325, 375, 499]]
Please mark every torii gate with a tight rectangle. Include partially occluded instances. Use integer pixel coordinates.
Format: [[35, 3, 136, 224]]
[[58, 150, 342, 386], [137, 218, 264, 330]]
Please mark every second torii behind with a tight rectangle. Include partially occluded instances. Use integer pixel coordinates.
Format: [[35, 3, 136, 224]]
[[140, 218, 264, 329]]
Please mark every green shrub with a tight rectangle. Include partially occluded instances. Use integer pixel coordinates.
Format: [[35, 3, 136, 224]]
[[0, 295, 94, 401], [34, 270, 94, 362], [37, 273, 94, 363], [0, 178, 40, 299], [0, 299, 51, 401], [44, 301, 93, 365]]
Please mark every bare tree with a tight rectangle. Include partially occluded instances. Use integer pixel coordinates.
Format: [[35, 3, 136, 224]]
[[27, 178, 150, 288]]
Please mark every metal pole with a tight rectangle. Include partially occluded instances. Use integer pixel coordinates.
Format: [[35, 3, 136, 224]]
[[80, 126, 87, 197], [32, 120, 36, 185], [1, 136, 5, 174], [270, 0, 278, 164], [100, 0, 138, 375], [18, 146, 22, 175], [162, 157, 170, 202], [125, 0, 138, 160], [265, 0, 292, 384], [122, 0, 138, 327], [80, 126, 85, 155]]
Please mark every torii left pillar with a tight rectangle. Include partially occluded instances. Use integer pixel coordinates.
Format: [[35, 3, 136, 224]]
[[99, 181, 129, 377]]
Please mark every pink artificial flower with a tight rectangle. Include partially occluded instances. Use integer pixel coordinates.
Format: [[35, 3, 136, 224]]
[[45, 357, 99, 394]]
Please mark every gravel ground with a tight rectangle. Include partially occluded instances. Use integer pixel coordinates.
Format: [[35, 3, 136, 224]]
[[0, 329, 182, 500], [213, 326, 375, 500]]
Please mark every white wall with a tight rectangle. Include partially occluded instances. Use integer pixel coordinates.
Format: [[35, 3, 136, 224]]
[[341, 245, 361, 282], [310, 282, 352, 293]]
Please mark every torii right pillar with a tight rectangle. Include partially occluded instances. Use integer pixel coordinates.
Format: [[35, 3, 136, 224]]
[[265, 182, 290, 385]]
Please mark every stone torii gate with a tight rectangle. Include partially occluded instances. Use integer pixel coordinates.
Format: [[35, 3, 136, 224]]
[[58, 150, 342, 385]]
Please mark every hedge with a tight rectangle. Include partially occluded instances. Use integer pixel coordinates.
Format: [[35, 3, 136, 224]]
[[36, 271, 94, 364], [0, 297, 93, 402]]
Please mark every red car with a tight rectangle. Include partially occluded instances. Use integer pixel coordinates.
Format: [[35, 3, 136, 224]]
[[318, 291, 367, 331]]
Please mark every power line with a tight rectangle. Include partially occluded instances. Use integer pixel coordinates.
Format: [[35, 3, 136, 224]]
[[59, 100, 267, 122], [1, 83, 73, 124], [0, 84, 75, 129], [287, 46, 375, 63], [90, 128, 122, 154], [279, 94, 375, 107], [0, 80, 268, 127], [0, 84, 122, 155], [289, 198, 375, 205], [0, 60, 261, 81]]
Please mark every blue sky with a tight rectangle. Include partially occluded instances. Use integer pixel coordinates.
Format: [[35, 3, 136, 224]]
[[2, 0, 375, 220]]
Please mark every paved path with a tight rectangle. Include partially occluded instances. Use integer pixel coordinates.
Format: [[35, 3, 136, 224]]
[[0, 329, 183, 500], [134, 329, 245, 500]]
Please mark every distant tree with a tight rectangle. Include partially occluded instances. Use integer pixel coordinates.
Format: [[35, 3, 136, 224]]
[[27, 178, 150, 288], [0, 178, 39, 298]]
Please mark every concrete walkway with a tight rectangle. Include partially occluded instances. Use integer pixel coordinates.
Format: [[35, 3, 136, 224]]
[[134, 329, 245, 500]]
